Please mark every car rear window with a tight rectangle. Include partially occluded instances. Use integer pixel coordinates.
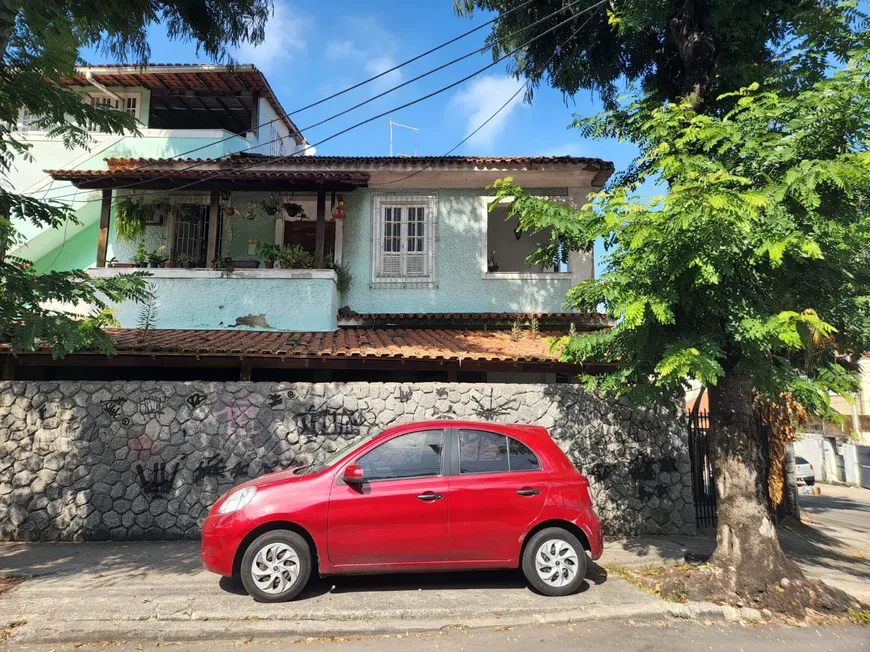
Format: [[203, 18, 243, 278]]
[[458, 429, 541, 474], [795, 456, 810, 465]]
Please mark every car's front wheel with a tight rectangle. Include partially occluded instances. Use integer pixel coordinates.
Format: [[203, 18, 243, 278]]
[[240, 530, 312, 602], [522, 527, 588, 596]]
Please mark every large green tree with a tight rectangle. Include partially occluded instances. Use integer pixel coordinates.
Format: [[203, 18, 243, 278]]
[[456, 0, 862, 108], [468, 0, 870, 599], [0, 0, 272, 356]]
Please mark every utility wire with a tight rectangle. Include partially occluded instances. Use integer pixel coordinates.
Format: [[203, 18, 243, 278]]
[[41, 0, 600, 202], [372, 14, 599, 187], [33, 0, 541, 190]]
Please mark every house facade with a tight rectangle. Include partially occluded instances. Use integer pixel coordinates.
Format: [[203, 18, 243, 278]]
[[8, 64, 306, 275], [0, 64, 704, 543]]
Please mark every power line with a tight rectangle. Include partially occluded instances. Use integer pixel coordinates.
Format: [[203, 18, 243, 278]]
[[33, 0, 542, 188], [39, 0, 598, 201], [42, 0, 606, 205], [372, 14, 600, 187]]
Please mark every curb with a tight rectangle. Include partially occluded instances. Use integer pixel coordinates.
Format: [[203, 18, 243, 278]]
[[10, 602, 765, 645]]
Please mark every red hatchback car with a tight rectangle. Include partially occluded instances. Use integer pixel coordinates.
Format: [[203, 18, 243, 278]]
[[201, 420, 602, 602]]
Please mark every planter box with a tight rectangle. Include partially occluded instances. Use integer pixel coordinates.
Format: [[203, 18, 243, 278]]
[[233, 260, 260, 269]]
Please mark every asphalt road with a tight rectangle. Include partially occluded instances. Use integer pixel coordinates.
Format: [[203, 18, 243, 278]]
[[4, 621, 868, 652], [799, 484, 870, 540]]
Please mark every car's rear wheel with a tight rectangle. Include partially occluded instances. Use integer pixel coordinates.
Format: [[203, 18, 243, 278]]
[[522, 527, 587, 596], [240, 530, 312, 602]]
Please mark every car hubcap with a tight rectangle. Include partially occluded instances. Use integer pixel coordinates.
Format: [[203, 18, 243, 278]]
[[535, 538, 579, 588], [251, 542, 299, 595]]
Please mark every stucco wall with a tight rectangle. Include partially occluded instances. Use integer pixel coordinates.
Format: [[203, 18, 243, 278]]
[[341, 189, 579, 314], [0, 381, 695, 541], [87, 269, 339, 331]]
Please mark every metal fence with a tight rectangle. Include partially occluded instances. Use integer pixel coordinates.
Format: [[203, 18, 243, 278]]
[[687, 410, 717, 528]]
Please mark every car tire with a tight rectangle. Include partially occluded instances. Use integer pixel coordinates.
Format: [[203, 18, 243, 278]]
[[240, 530, 312, 603], [806, 478, 815, 486], [522, 527, 588, 597]]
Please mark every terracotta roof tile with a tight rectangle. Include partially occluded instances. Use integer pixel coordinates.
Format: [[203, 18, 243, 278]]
[[62, 64, 302, 139], [6, 328, 574, 364], [101, 154, 614, 171], [45, 169, 369, 183], [336, 310, 612, 329]]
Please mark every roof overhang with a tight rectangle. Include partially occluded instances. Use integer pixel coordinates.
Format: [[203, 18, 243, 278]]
[[65, 64, 304, 144], [46, 154, 614, 192], [45, 168, 370, 192]]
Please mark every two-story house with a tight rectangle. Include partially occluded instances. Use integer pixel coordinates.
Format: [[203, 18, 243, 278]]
[[3, 64, 615, 384], [7, 64, 306, 273]]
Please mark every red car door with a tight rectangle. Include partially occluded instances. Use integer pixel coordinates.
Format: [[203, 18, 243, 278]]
[[327, 428, 449, 568], [448, 428, 548, 563]]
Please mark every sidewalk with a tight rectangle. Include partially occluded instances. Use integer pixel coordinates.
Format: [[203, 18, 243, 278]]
[[0, 514, 867, 645], [0, 538, 739, 645]]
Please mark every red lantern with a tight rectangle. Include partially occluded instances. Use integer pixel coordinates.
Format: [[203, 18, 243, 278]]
[[332, 195, 345, 220]]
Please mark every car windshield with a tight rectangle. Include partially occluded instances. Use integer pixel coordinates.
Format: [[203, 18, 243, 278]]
[[295, 433, 378, 475]]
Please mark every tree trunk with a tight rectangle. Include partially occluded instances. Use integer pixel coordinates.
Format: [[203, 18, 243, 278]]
[[665, 0, 717, 107], [0, 0, 20, 62], [707, 371, 802, 595]]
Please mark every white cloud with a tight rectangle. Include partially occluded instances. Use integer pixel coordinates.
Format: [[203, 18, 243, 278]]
[[236, 2, 309, 73], [364, 55, 402, 89], [325, 17, 402, 91], [326, 39, 361, 59], [449, 75, 526, 151]]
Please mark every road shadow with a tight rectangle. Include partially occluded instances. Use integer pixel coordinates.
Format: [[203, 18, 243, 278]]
[[0, 541, 202, 578], [777, 517, 870, 582], [219, 558, 608, 601]]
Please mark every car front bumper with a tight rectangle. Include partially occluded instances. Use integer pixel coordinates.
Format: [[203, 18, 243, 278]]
[[200, 510, 251, 577]]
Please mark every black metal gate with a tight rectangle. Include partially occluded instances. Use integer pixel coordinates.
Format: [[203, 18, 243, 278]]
[[687, 410, 717, 528]]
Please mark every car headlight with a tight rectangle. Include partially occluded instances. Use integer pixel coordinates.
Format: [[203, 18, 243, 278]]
[[218, 487, 257, 515]]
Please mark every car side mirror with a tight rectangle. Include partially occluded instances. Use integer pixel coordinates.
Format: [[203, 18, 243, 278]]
[[343, 464, 365, 484]]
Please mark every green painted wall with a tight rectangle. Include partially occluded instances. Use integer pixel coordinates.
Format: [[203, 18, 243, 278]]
[[31, 219, 100, 273]]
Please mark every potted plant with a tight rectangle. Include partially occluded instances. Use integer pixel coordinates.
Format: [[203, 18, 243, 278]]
[[262, 194, 280, 216], [276, 244, 314, 270], [221, 191, 235, 217], [255, 242, 280, 269], [239, 201, 258, 221], [487, 251, 499, 273], [175, 252, 193, 269], [282, 201, 306, 219], [132, 242, 148, 268], [147, 246, 168, 268], [114, 196, 150, 242], [211, 255, 234, 273]]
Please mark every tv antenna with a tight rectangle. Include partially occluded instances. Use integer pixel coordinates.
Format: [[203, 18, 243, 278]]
[[389, 117, 419, 157]]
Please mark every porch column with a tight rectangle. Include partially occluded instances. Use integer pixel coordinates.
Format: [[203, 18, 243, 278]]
[[206, 190, 221, 264], [315, 189, 326, 268], [96, 189, 112, 268]]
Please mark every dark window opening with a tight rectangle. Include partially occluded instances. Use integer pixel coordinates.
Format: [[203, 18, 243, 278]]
[[148, 93, 254, 134]]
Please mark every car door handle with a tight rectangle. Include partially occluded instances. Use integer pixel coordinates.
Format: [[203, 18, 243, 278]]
[[417, 492, 443, 501], [516, 488, 541, 496]]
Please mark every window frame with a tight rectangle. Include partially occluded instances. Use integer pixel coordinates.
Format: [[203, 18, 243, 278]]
[[85, 92, 142, 127], [480, 195, 575, 280], [371, 194, 437, 288], [351, 428, 448, 483], [454, 428, 543, 476]]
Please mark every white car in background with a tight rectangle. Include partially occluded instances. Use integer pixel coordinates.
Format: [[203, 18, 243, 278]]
[[795, 456, 816, 486]]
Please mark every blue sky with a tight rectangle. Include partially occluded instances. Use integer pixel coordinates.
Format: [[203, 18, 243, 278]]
[[81, 0, 636, 171]]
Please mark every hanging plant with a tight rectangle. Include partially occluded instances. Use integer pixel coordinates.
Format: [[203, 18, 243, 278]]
[[262, 194, 280, 216], [283, 201, 306, 219], [114, 196, 150, 242]]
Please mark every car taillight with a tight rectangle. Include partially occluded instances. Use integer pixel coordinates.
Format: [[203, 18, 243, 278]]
[[809, 463, 813, 470]]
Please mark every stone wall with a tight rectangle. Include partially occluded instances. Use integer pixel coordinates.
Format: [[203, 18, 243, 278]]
[[0, 381, 695, 541]]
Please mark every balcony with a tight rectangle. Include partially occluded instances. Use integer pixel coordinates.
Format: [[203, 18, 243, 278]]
[[88, 268, 339, 331]]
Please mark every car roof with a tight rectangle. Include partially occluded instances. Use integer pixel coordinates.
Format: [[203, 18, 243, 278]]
[[382, 420, 550, 436]]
